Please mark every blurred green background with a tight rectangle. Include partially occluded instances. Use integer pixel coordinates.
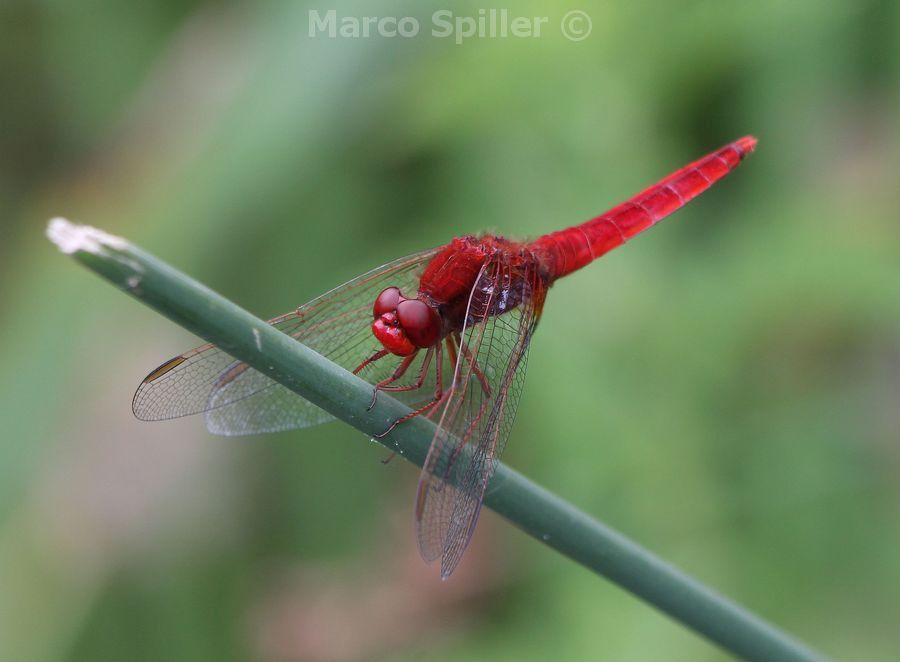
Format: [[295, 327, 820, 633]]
[[2, 0, 899, 660]]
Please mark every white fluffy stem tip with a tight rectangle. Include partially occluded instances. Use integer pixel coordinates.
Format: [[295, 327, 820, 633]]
[[46, 217, 128, 255]]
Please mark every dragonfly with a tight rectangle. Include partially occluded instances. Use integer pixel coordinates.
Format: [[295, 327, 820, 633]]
[[134, 136, 757, 579]]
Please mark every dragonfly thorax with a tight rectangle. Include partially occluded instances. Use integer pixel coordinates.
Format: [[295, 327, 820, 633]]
[[372, 287, 441, 356]]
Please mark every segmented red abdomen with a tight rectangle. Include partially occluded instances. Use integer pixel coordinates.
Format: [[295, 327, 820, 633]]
[[530, 136, 757, 281]]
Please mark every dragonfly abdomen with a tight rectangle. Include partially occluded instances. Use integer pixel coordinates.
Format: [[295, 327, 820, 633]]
[[531, 136, 757, 280]]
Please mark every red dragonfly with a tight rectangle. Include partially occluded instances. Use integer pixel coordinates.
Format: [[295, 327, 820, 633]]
[[134, 136, 757, 578]]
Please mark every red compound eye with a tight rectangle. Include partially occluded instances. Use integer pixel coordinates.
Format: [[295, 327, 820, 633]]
[[397, 299, 441, 348], [373, 287, 402, 318], [371, 288, 440, 355]]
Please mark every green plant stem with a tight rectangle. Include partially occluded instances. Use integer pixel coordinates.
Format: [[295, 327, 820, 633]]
[[48, 219, 826, 662]]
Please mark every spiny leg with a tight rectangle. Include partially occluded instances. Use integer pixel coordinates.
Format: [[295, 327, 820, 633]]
[[367, 350, 420, 411], [380, 347, 433, 394], [458, 335, 491, 397], [369, 346, 436, 410], [361, 350, 416, 464], [353, 348, 402, 460], [418, 338, 460, 423], [376, 341, 448, 438], [443, 333, 493, 476], [445, 334, 459, 368], [353, 348, 390, 375], [445, 332, 489, 397], [376, 388, 445, 438]]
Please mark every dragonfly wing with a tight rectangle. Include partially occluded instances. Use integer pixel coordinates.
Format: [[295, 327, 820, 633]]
[[132, 247, 441, 435], [203, 364, 334, 436], [415, 255, 544, 579], [202, 338, 449, 436]]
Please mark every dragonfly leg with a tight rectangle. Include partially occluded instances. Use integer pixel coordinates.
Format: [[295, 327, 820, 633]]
[[375, 386, 447, 438], [458, 336, 491, 397], [376, 342, 448, 438], [425, 342, 452, 423], [353, 348, 390, 375], [369, 347, 435, 410], [444, 333, 490, 396], [367, 351, 420, 411], [440, 333, 492, 477], [445, 335, 459, 367]]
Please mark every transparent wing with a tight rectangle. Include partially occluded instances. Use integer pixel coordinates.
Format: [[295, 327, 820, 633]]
[[132, 247, 442, 436], [415, 254, 545, 579]]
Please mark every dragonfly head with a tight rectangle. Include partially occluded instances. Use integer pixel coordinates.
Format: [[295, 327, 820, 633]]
[[372, 287, 441, 356]]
